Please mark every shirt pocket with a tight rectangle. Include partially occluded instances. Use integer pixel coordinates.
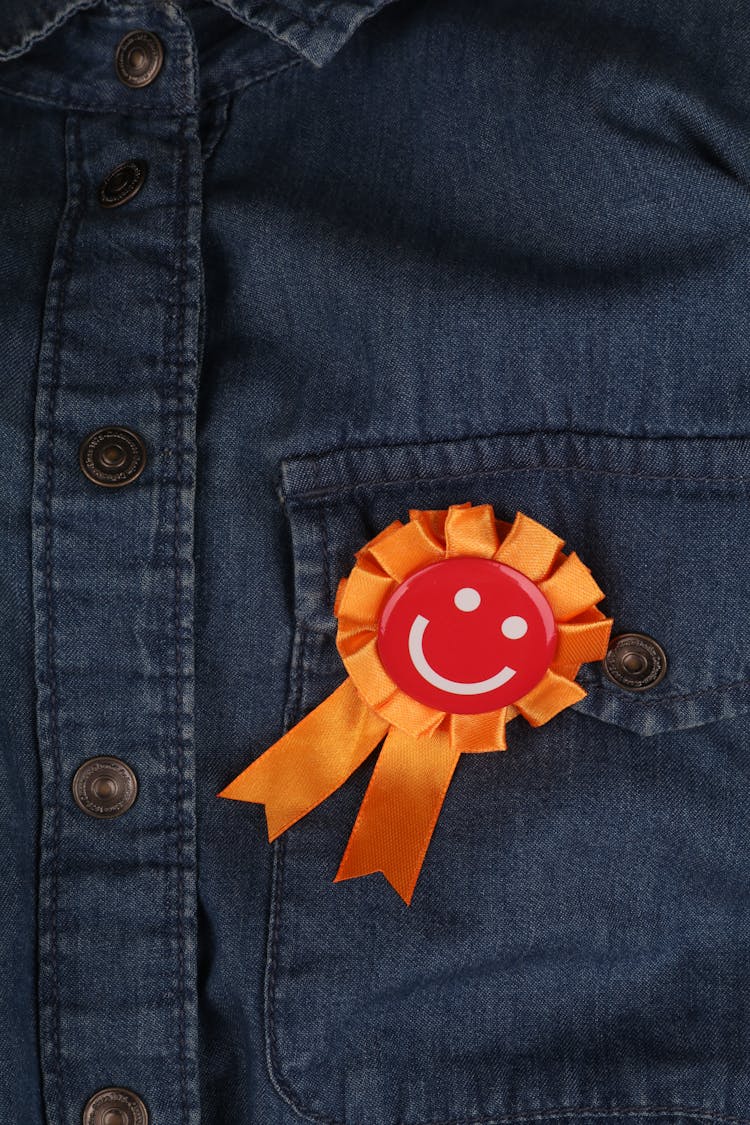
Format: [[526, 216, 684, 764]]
[[265, 428, 750, 1125]]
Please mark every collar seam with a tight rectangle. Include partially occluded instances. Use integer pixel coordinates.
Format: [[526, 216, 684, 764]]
[[0, 0, 99, 60]]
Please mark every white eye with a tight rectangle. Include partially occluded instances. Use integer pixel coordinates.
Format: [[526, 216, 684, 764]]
[[454, 587, 481, 612], [501, 615, 528, 639]]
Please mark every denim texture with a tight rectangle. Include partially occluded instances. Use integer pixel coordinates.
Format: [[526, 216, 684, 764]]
[[1, 1, 749, 1124]]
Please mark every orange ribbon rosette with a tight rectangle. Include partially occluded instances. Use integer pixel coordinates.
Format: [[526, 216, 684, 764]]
[[219, 503, 612, 904]]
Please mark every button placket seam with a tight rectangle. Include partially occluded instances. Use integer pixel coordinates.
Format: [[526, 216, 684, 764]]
[[32, 110, 86, 1125], [133, 12, 201, 1122], [173, 111, 190, 1125], [161, 101, 201, 1125]]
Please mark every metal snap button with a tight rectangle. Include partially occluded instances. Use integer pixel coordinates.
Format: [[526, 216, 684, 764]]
[[603, 632, 667, 691], [79, 426, 146, 488], [98, 159, 147, 209], [72, 757, 138, 819], [115, 30, 164, 88], [83, 1087, 148, 1125]]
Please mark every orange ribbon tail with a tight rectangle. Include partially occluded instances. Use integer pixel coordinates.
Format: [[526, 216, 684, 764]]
[[218, 678, 389, 840], [334, 726, 461, 905]]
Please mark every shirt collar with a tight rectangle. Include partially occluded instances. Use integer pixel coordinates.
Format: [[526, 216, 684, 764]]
[[0, 0, 399, 66]]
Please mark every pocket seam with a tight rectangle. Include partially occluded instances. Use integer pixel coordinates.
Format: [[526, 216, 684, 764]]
[[280, 429, 750, 504], [284, 461, 750, 505], [581, 676, 750, 706]]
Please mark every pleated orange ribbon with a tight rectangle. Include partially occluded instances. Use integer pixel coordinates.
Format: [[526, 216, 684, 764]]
[[219, 504, 612, 904]]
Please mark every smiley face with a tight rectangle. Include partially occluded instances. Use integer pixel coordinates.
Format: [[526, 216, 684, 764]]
[[377, 557, 558, 713]]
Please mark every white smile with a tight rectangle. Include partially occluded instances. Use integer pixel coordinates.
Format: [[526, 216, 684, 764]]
[[407, 614, 517, 696]]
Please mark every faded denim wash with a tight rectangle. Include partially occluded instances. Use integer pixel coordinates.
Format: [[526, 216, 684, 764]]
[[1, 1, 750, 1123]]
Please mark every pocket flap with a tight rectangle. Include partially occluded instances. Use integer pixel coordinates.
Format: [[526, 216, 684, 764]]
[[280, 429, 750, 736]]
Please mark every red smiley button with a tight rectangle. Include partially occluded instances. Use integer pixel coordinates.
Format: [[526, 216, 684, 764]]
[[377, 557, 558, 714]]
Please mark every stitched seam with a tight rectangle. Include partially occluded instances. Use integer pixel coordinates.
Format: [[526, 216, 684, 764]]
[[0, 80, 193, 115], [263, 1107, 750, 1125], [212, 0, 324, 34], [581, 677, 750, 705], [201, 95, 231, 167], [313, 0, 396, 41], [158, 120, 174, 1108], [321, 507, 334, 614], [285, 463, 750, 505], [280, 427, 750, 500], [173, 113, 190, 1125], [158, 96, 198, 1121], [411, 1110, 750, 1125], [0, 55, 301, 113], [256, 0, 328, 27], [205, 0, 322, 55], [282, 428, 750, 469], [201, 56, 302, 103], [265, 626, 317, 1119], [265, 628, 302, 1102], [241, 0, 389, 35], [0, 0, 100, 61], [266, 829, 288, 1110], [38, 112, 85, 1125]]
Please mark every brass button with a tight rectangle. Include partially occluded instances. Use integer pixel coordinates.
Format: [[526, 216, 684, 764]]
[[98, 160, 147, 209], [115, 30, 164, 88], [83, 1087, 148, 1125], [79, 426, 146, 488], [73, 758, 138, 819], [604, 632, 667, 691]]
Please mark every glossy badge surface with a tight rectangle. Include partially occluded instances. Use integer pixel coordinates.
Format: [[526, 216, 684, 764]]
[[377, 556, 558, 713]]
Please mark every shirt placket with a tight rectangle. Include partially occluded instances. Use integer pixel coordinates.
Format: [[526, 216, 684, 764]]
[[31, 7, 202, 1124]]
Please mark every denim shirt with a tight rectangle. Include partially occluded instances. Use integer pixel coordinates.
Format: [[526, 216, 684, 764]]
[[2, 1, 750, 1123]]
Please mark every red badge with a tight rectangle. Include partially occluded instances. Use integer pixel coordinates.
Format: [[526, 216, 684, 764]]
[[377, 557, 558, 713]]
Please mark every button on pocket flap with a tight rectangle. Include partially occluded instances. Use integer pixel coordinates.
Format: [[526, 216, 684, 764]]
[[280, 429, 750, 737]]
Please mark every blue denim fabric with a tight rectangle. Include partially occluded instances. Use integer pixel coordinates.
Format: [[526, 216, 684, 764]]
[[1, 1, 750, 1123]]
